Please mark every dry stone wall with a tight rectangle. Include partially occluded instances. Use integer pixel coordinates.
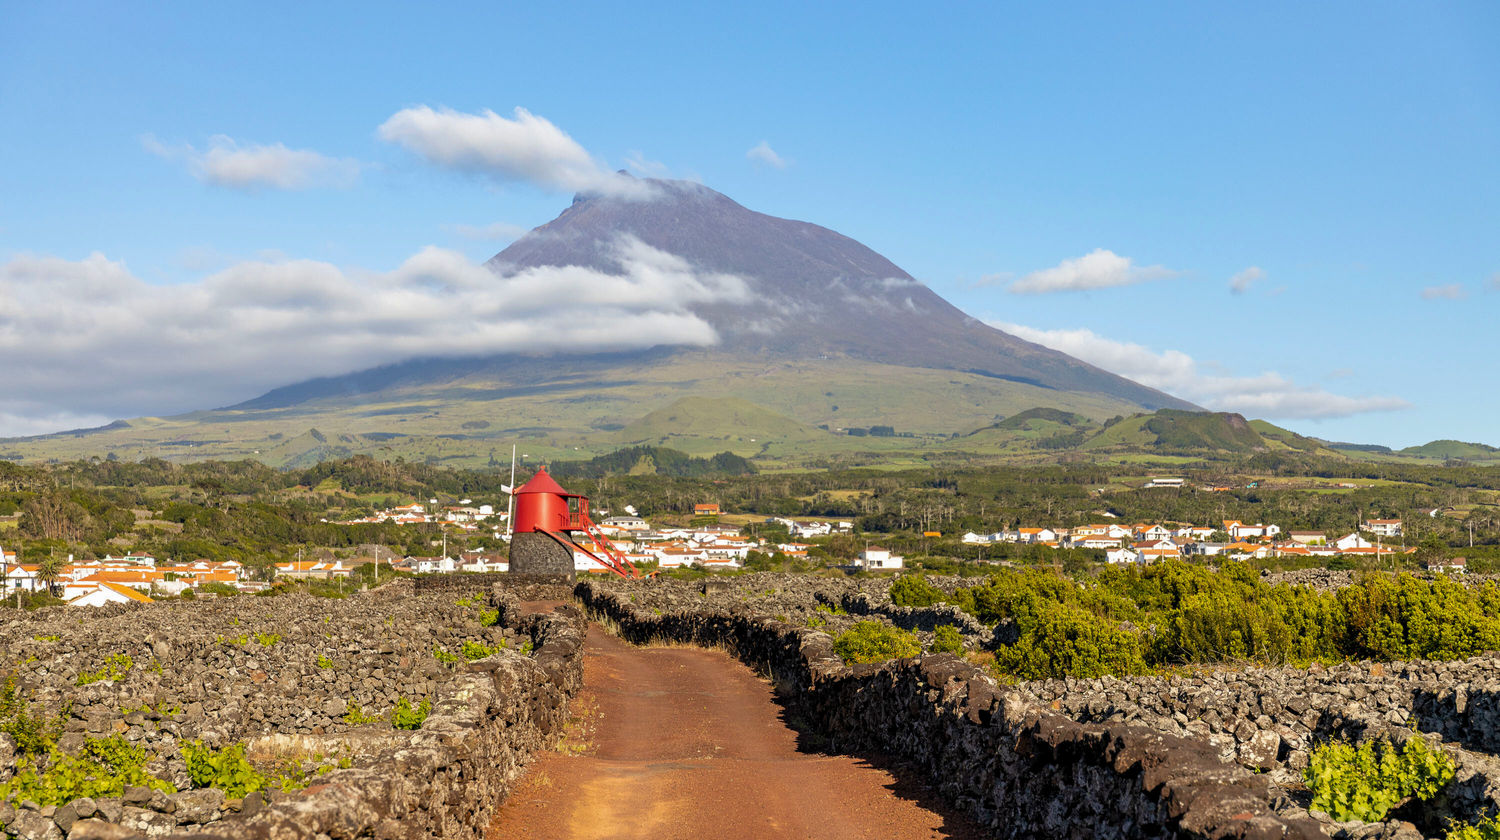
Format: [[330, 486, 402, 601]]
[[575, 577, 1326, 840], [0, 582, 585, 840]]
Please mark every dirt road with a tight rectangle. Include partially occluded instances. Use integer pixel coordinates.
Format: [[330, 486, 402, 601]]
[[488, 621, 987, 840]]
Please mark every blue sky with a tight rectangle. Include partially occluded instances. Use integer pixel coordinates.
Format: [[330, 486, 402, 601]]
[[1, 2, 1496, 447]]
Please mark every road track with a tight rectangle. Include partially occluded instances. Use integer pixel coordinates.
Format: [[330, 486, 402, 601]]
[[488, 615, 987, 840]]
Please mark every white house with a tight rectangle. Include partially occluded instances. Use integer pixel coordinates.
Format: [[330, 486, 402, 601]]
[[68, 581, 154, 608], [1226, 522, 1281, 540], [858, 546, 904, 570], [1144, 477, 1185, 488], [601, 516, 650, 532], [1334, 533, 1373, 551], [1135, 525, 1173, 541], [1017, 528, 1059, 544], [1288, 531, 1328, 545], [1427, 557, 1466, 574], [1106, 548, 1143, 565], [1183, 542, 1232, 557], [1363, 519, 1404, 538]]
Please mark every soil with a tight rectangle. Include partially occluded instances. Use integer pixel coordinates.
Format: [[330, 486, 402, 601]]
[[488, 616, 988, 840]]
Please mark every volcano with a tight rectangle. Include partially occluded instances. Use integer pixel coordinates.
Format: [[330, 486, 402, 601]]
[[11, 178, 1202, 467], [480, 176, 1191, 410]]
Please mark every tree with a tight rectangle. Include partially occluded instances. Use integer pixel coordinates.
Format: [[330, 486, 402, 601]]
[[35, 554, 65, 597]]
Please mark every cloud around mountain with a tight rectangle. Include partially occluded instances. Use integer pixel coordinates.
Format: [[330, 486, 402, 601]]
[[995, 322, 1411, 420], [0, 238, 748, 436], [378, 106, 652, 198]]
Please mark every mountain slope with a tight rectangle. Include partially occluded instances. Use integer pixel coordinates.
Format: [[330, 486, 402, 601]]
[[486, 177, 1194, 411]]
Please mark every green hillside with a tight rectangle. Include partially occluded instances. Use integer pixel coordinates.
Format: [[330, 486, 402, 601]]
[[1249, 420, 1337, 455], [615, 396, 821, 449], [1400, 439, 1500, 460]]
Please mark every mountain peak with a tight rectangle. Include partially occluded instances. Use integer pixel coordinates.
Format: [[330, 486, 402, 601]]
[[490, 181, 1194, 412]]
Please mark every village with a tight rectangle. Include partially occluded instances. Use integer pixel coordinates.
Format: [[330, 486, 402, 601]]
[[961, 516, 1439, 566], [0, 481, 1441, 608], [0, 494, 875, 606]]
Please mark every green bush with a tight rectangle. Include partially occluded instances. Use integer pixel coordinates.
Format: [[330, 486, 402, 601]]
[[889, 574, 944, 608], [930, 625, 965, 655], [0, 676, 61, 756], [833, 621, 921, 664], [992, 599, 1149, 680], [343, 702, 382, 725], [1304, 736, 1454, 822], [1447, 814, 1500, 840], [392, 697, 431, 730], [76, 653, 133, 686], [0, 735, 174, 806], [461, 640, 497, 661]]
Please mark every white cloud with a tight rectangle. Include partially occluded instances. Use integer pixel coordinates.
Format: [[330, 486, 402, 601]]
[[1488, 272, 1500, 291], [624, 151, 671, 178], [746, 141, 788, 169], [449, 221, 529, 242], [378, 106, 650, 198], [0, 239, 749, 435], [994, 322, 1411, 420], [1228, 266, 1263, 294], [1421, 283, 1467, 300], [143, 134, 359, 191], [0, 409, 114, 439], [1007, 249, 1176, 294]]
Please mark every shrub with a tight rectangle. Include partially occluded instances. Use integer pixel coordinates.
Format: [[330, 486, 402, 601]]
[[930, 625, 965, 655], [76, 653, 133, 686], [392, 697, 431, 730], [432, 645, 460, 666], [461, 640, 497, 661], [889, 573, 944, 608], [833, 621, 921, 664], [1304, 736, 1454, 822], [343, 702, 382, 726], [0, 735, 174, 806]]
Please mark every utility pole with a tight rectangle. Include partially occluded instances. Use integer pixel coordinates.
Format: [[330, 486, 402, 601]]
[[506, 444, 517, 542]]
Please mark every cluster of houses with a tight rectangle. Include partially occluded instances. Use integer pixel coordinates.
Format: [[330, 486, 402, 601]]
[[961, 518, 1439, 568], [333, 501, 506, 532], [0, 548, 253, 607]]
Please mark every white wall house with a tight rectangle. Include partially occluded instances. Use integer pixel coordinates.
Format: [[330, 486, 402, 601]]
[[858, 546, 904, 570]]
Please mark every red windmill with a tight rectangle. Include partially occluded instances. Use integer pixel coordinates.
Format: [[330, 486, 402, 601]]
[[510, 467, 639, 579]]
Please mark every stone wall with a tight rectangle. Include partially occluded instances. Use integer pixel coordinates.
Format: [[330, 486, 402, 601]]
[[574, 578, 1325, 840], [0, 581, 585, 840]]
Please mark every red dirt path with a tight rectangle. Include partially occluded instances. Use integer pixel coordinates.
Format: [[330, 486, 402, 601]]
[[488, 617, 988, 840]]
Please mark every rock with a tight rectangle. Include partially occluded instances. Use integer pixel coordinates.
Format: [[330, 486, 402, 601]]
[[1238, 729, 1282, 770], [168, 788, 224, 825], [6, 808, 62, 840], [64, 819, 142, 840], [52, 797, 98, 834], [119, 787, 152, 807], [117, 807, 175, 837]]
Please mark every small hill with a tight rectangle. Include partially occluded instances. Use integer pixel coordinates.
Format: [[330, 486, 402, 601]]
[[1248, 420, 1334, 454], [1399, 439, 1500, 460], [548, 446, 756, 479], [1080, 410, 1267, 454], [262, 428, 354, 469], [615, 397, 820, 451], [993, 407, 1087, 431]]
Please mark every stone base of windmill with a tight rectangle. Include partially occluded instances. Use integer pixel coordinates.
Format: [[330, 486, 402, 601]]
[[509, 531, 577, 581]]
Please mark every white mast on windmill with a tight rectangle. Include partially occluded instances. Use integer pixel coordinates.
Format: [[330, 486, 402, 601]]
[[504, 443, 517, 542]]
